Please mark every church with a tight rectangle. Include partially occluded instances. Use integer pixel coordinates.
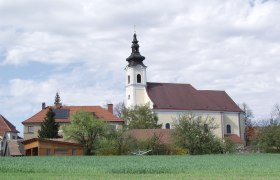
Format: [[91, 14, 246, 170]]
[[125, 33, 245, 142]]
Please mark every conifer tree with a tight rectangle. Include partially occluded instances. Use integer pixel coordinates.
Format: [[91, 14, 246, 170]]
[[38, 108, 60, 138], [54, 92, 61, 105]]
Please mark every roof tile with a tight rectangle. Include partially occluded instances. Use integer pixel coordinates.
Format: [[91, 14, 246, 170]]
[[146, 82, 242, 112], [22, 106, 123, 124]]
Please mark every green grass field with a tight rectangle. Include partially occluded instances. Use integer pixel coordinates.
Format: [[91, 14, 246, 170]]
[[0, 154, 279, 180]]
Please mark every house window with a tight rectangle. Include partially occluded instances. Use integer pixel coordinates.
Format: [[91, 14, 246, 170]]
[[128, 75, 130, 84], [54, 149, 68, 154], [12, 136, 16, 139], [165, 123, 170, 129], [137, 74, 141, 83], [226, 124, 231, 134], [28, 126, 34, 133], [109, 124, 117, 130]]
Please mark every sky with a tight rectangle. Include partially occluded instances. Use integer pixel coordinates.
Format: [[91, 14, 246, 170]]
[[0, 0, 280, 134]]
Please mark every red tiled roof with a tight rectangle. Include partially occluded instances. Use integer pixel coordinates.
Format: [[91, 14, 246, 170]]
[[22, 106, 123, 124], [128, 129, 173, 144], [225, 134, 244, 144], [0, 115, 19, 137], [146, 82, 242, 112]]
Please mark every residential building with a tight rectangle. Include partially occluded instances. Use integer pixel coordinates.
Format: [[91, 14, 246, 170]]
[[22, 103, 123, 139], [124, 33, 245, 142], [0, 114, 20, 156]]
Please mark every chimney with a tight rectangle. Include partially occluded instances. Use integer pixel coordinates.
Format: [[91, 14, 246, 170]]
[[42, 102, 46, 110], [107, 104, 113, 114]]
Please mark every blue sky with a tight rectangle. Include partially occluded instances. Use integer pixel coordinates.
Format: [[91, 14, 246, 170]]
[[0, 0, 280, 134]]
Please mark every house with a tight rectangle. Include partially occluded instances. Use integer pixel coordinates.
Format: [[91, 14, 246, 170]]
[[124, 33, 245, 142], [22, 103, 123, 139], [22, 138, 84, 156], [0, 114, 20, 156], [3, 139, 24, 157]]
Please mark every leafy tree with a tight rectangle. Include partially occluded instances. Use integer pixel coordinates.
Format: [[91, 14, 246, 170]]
[[122, 104, 162, 129], [62, 111, 107, 155], [38, 108, 60, 138], [257, 104, 280, 153], [257, 120, 280, 152], [172, 114, 222, 155], [96, 128, 135, 155], [54, 92, 61, 105]]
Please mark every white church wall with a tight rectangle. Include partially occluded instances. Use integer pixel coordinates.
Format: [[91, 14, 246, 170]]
[[154, 109, 243, 140]]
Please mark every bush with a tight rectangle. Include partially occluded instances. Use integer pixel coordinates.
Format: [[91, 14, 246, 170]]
[[222, 137, 236, 153]]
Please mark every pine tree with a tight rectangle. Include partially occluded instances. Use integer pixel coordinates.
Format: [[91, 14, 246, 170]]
[[38, 108, 60, 138], [54, 92, 61, 106]]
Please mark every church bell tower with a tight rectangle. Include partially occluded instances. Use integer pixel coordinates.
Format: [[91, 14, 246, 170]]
[[125, 33, 147, 108]]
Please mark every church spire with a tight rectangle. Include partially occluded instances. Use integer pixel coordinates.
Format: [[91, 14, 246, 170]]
[[126, 33, 146, 67]]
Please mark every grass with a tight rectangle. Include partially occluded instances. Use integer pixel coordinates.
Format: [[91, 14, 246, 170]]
[[0, 154, 279, 179]]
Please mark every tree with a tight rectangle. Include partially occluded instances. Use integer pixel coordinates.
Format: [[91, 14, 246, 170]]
[[172, 114, 221, 155], [257, 120, 280, 152], [62, 111, 107, 155], [240, 103, 254, 127], [54, 92, 61, 105], [38, 108, 60, 138], [257, 104, 280, 152], [122, 104, 162, 129], [271, 104, 280, 122], [239, 103, 254, 145], [114, 102, 126, 118]]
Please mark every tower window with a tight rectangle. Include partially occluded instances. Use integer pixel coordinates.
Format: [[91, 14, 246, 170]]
[[137, 74, 141, 83], [226, 124, 231, 134], [128, 75, 130, 84], [128, 95, 130, 100], [165, 123, 170, 129]]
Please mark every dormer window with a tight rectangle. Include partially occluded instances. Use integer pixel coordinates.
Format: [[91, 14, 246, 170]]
[[137, 74, 141, 83], [128, 75, 130, 84]]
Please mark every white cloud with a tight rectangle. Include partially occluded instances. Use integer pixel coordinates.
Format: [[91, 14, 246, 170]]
[[0, 0, 280, 132]]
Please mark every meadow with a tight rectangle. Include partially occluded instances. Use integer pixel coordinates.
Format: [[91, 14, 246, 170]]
[[0, 154, 279, 180]]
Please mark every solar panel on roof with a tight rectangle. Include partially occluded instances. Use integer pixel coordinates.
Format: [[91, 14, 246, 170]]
[[53, 109, 70, 119]]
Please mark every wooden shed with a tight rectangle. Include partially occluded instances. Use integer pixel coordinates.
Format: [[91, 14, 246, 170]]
[[22, 138, 84, 156]]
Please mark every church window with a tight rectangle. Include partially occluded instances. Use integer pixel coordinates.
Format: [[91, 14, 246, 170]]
[[128, 75, 130, 84], [204, 124, 208, 133], [226, 124, 231, 134], [165, 123, 170, 129], [128, 95, 130, 100], [137, 74, 141, 83]]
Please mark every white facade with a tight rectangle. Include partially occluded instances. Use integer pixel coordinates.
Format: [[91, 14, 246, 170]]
[[0, 132, 18, 156], [125, 64, 152, 107]]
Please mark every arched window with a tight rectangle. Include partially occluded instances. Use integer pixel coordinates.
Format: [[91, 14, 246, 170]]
[[165, 123, 170, 129], [226, 124, 231, 134], [137, 74, 141, 83], [128, 75, 130, 84]]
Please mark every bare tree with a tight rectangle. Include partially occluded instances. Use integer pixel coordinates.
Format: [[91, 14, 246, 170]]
[[271, 104, 280, 122], [240, 103, 254, 127], [113, 102, 126, 118]]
